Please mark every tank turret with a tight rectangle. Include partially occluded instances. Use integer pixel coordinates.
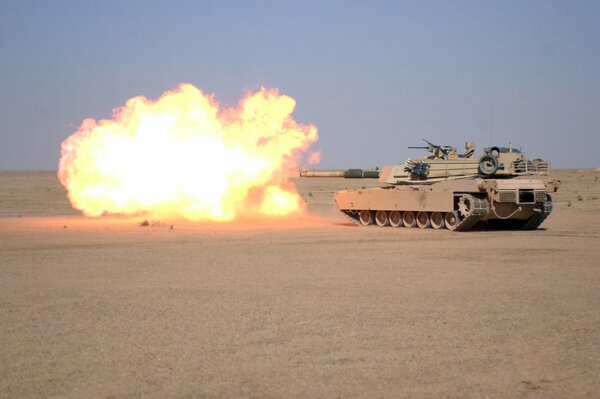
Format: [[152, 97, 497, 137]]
[[379, 139, 551, 185]]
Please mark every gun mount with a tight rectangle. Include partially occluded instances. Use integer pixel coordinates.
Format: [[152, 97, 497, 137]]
[[408, 139, 458, 160]]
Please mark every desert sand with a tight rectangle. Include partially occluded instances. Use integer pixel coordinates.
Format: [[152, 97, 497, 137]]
[[1, 170, 599, 398]]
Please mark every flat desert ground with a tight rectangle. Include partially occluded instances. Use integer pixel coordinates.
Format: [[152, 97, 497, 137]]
[[1, 170, 599, 398]]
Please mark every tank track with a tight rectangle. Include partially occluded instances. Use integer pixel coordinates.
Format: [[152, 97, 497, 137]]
[[340, 210, 363, 226], [454, 195, 489, 231], [520, 196, 553, 230]]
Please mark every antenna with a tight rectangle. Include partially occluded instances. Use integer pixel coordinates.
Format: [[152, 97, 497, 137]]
[[489, 102, 494, 146]]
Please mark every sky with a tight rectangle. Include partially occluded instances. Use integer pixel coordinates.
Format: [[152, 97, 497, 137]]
[[0, 0, 599, 170]]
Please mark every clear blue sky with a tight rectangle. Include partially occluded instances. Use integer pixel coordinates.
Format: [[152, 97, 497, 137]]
[[1, 0, 599, 170]]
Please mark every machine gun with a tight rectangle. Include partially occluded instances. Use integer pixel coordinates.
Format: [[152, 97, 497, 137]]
[[408, 139, 457, 159]]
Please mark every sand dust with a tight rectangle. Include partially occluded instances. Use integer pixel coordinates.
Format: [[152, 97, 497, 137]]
[[1, 170, 599, 398]]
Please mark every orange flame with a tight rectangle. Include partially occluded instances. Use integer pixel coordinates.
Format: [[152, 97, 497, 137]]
[[58, 84, 318, 221]]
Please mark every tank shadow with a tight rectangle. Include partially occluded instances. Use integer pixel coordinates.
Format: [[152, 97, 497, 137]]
[[469, 221, 549, 232], [333, 222, 359, 227]]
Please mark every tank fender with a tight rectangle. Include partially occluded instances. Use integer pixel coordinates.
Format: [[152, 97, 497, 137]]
[[545, 179, 561, 193]]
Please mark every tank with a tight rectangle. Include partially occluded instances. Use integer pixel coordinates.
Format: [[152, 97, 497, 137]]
[[334, 139, 561, 231]]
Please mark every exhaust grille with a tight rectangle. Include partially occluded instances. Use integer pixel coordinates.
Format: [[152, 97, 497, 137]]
[[535, 191, 547, 203], [498, 190, 516, 202]]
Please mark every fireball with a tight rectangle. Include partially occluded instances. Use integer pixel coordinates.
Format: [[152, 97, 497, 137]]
[[58, 84, 319, 221]]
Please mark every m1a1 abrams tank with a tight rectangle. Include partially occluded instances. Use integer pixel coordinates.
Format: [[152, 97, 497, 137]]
[[334, 139, 561, 231]]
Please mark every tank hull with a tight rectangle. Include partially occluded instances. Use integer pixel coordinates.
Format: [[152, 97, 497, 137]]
[[334, 177, 558, 231]]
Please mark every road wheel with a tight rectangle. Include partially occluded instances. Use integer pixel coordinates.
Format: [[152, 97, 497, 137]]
[[444, 211, 460, 230], [359, 210, 373, 226], [389, 211, 402, 227], [430, 212, 444, 229], [375, 210, 389, 227], [402, 211, 416, 228], [416, 212, 431, 229]]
